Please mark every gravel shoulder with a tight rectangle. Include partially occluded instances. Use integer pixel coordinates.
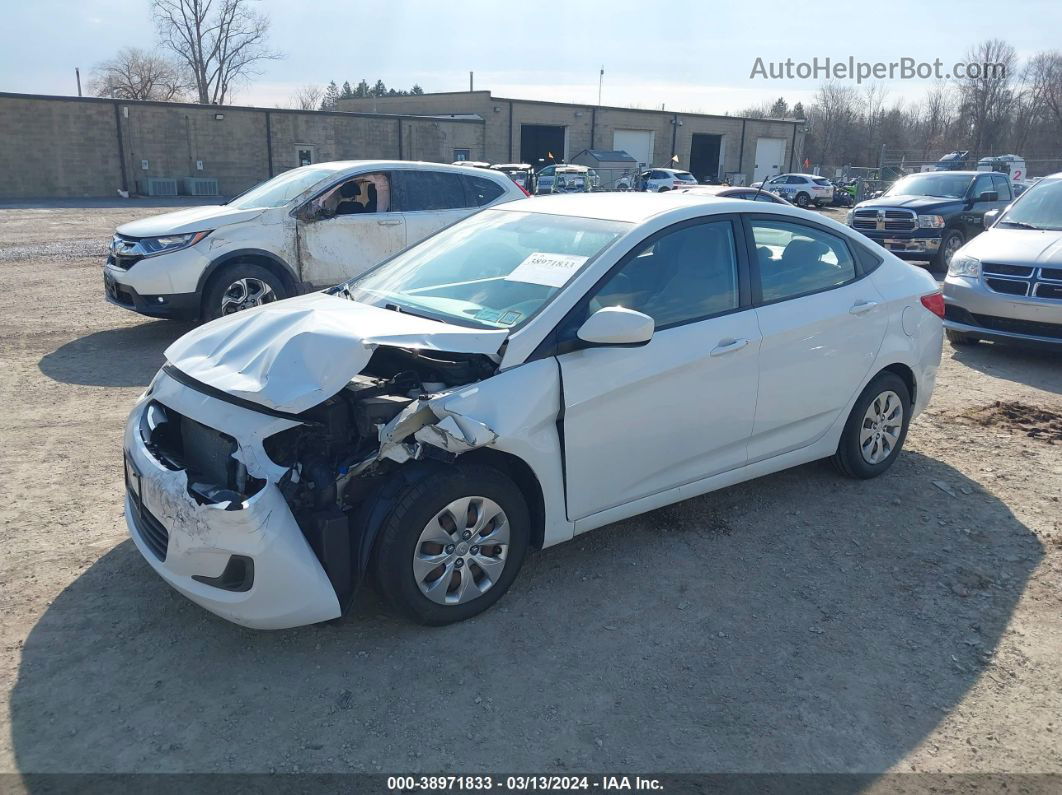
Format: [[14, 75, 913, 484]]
[[0, 205, 1059, 777]]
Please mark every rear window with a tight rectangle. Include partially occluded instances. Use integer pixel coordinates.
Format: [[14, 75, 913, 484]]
[[675, 172, 697, 182], [394, 170, 467, 211], [463, 175, 505, 207], [813, 177, 831, 186]]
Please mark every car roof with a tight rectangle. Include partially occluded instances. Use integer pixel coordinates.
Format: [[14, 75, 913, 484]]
[[305, 160, 511, 178], [494, 191, 784, 223]]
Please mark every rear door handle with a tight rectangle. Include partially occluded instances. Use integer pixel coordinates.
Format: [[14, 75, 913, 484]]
[[710, 338, 749, 356], [849, 299, 879, 315], [377, 219, 402, 226]]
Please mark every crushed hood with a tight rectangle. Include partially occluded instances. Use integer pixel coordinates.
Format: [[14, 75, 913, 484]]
[[164, 292, 509, 414], [117, 205, 266, 237]]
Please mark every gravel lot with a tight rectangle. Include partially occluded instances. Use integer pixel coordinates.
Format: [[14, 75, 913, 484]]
[[0, 201, 1059, 779]]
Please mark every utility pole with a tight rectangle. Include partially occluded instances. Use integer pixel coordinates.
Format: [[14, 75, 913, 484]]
[[75, 67, 82, 97], [598, 66, 604, 105], [469, 71, 474, 92]]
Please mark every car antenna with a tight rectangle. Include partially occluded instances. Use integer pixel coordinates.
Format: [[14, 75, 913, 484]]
[[753, 173, 770, 202]]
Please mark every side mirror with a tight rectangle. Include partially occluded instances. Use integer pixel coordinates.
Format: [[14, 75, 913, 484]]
[[976, 190, 999, 203], [983, 208, 1002, 230], [576, 307, 655, 347]]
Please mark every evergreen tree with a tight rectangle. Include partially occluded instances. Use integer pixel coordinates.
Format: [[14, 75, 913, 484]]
[[340, 80, 353, 99], [321, 80, 340, 110], [372, 79, 387, 97], [769, 97, 789, 118], [354, 79, 370, 98], [411, 84, 424, 95]]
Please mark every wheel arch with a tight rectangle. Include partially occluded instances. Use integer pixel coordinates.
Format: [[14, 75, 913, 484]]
[[458, 448, 546, 551], [197, 249, 302, 301], [877, 361, 916, 406]]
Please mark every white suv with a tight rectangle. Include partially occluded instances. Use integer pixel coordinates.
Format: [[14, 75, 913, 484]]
[[752, 173, 835, 208], [104, 161, 525, 321]]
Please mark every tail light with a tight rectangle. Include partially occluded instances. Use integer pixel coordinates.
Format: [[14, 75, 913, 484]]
[[920, 291, 945, 318]]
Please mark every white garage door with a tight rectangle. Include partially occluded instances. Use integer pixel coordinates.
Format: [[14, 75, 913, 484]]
[[753, 138, 786, 183], [613, 130, 655, 168]]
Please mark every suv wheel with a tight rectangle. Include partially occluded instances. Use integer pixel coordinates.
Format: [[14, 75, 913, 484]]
[[202, 263, 287, 321], [832, 372, 912, 479], [374, 464, 530, 625], [795, 192, 811, 208]]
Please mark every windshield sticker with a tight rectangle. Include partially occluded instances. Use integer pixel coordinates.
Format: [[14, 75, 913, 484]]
[[498, 310, 523, 326], [505, 252, 588, 288], [474, 308, 502, 323]]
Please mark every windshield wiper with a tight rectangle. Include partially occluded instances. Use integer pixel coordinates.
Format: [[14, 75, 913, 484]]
[[383, 303, 443, 322], [998, 220, 1041, 230]]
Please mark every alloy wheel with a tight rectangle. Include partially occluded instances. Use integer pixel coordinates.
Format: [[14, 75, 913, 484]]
[[220, 277, 277, 315], [412, 496, 510, 606], [943, 234, 963, 266], [859, 390, 904, 465]]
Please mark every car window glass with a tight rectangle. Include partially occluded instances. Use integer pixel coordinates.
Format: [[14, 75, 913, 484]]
[[992, 174, 1012, 201], [463, 175, 505, 207], [396, 170, 467, 212], [751, 220, 856, 302], [972, 174, 994, 199], [586, 220, 739, 328], [754, 192, 778, 202], [786, 175, 805, 184], [316, 172, 391, 217]]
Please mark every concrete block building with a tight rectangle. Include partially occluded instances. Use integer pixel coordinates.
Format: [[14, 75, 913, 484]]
[[338, 90, 807, 186]]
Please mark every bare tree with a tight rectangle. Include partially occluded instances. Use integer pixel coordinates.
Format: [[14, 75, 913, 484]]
[[290, 84, 324, 111], [152, 0, 281, 105], [956, 39, 1016, 153], [88, 47, 188, 101]]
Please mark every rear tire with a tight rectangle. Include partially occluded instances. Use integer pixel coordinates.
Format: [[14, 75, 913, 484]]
[[202, 263, 287, 322], [832, 372, 912, 479], [795, 192, 811, 208], [946, 329, 978, 346], [374, 464, 530, 625]]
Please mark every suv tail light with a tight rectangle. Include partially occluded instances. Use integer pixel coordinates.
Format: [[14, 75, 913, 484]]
[[920, 291, 945, 318]]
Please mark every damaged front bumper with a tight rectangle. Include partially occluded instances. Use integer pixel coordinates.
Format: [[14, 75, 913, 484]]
[[123, 371, 343, 629]]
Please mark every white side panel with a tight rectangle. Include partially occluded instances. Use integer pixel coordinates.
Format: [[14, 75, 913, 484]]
[[298, 215, 405, 286]]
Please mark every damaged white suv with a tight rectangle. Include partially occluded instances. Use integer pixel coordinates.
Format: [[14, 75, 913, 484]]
[[123, 193, 943, 628]]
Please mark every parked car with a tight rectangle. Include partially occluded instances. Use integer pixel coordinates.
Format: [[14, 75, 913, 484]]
[[103, 161, 525, 321], [751, 173, 835, 208], [678, 185, 793, 205], [639, 168, 699, 192], [122, 192, 943, 629], [490, 163, 533, 192], [534, 164, 600, 193], [846, 170, 1012, 270], [943, 172, 1062, 347]]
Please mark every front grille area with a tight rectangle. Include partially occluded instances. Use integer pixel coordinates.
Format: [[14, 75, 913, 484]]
[[130, 497, 169, 560], [985, 277, 1028, 296], [108, 235, 145, 270], [971, 313, 1062, 340], [981, 263, 1062, 301], [852, 208, 917, 232]]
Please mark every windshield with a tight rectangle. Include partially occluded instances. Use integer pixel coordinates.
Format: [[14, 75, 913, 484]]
[[341, 209, 628, 329], [885, 173, 974, 199], [228, 167, 335, 209], [998, 178, 1062, 231]]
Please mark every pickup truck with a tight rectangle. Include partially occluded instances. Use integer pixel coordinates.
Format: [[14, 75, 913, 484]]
[[846, 170, 1013, 270]]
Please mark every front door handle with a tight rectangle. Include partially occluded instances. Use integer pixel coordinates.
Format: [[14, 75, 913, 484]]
[[849, 299, 879, 315], [710, 338, 749, 356], [377, 219, 402, 226]]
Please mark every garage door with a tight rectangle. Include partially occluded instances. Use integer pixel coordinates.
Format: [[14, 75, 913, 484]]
[[753, 138, 786, 183], [613, 130, 655, 168]]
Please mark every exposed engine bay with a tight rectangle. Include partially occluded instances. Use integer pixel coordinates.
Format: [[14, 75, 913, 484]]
[[139, 344, 502, 608]]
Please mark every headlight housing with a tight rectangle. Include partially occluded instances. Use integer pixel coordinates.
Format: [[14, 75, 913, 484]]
[[845, 210, 854, 225], [948, 254, 981, 278], [139, 230, 210, 256], [918, 215, 945, 229]]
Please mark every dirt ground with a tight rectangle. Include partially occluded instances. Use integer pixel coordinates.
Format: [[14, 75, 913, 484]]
[[0, 201, 1060, 781]]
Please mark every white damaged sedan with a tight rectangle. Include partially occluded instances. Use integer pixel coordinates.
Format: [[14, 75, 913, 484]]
[[123, 193, 943, 628]]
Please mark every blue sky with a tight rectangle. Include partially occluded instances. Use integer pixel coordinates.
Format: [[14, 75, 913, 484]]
[[2, 0, 1059, 112]]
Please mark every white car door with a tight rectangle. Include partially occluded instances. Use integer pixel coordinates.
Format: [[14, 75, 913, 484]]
[[394, 169, 484, 246], [297, 171, 405, 286], [555, 217, 761, 520], [746, 215, 889, 461]]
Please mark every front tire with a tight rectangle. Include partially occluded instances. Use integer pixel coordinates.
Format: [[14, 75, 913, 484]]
[[795, 192, 811, 208], [374, 464, 530, 625], [933, 230, 964, 272], [202, 263, 287, 321], [832, 372, 912, 479]]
